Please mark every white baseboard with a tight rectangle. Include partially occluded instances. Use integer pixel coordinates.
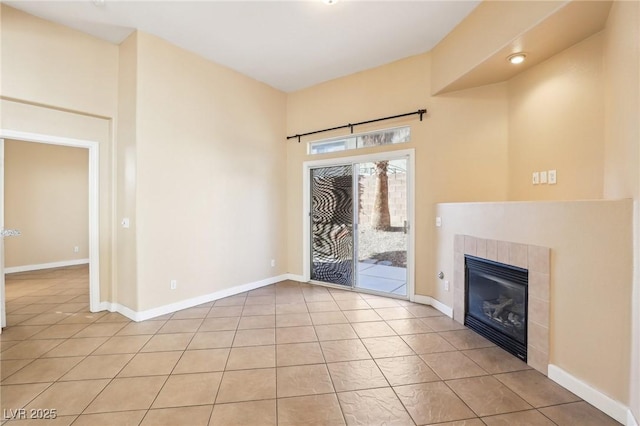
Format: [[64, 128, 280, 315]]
[[97, 301, 138, 321], [413, 294, 453, 317], [5, 259, 89, 274], [95, 274, 447, 326], [96, 274, 290, 322], [284, 273, 305, 282], [548, 364, 634, 425]]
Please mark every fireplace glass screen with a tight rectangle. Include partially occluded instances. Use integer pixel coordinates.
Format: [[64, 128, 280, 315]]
[[465, 255, 528, 361]]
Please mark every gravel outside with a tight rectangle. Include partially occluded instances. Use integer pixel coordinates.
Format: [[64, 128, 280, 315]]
[[357, 224, 407, 268]]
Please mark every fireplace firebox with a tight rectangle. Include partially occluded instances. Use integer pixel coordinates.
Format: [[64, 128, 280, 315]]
[[465, 255, 528, 361]]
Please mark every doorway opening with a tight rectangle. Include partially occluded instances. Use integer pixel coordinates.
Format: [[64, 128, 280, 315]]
[[304, 149, 414, 300], [0, 130, 100, 330]]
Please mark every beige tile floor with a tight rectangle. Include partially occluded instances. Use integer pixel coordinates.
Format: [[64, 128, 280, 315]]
[[0, 266, 621, 425]]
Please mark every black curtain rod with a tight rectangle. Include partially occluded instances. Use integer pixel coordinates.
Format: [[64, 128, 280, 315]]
[[287, 108, 427, 143]]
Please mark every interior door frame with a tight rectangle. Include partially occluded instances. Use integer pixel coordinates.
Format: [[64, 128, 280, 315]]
[[0, 129, 100, 327], [1, 139, 5, 329], [302, 148, 415, 301]]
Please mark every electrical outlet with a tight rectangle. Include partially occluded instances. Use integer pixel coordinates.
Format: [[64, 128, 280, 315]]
[[444, 280, 450, 291], [74, 246, 79, 253], [532, 172, 540, 185], [170, 280, 177, 290], [548, 169, 557, 184], [270, 259, 276, 267]]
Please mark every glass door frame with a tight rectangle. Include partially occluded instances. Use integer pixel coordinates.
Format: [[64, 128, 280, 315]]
[[302, 149, 415, 301]]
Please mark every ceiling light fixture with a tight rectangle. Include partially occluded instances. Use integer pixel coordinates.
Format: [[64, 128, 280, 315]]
[[507, 53, 527, 65], [323, 0, 339, 5]]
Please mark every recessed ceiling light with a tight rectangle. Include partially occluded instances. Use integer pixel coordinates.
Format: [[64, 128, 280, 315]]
[[323, 0, 339, 5], [92, 0, 106, 6], [507, 53, 527, 65]]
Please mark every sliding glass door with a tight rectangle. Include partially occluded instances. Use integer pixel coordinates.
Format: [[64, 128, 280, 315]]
[[310, 157, 409, 297], [356, 159, 408, 296], [310, 165, 354, 286]]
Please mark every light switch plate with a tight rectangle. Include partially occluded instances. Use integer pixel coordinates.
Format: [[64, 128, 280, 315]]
[[548, 170, 557, 184], [532, 172, 540, 185], [540, 171, 548, 184]]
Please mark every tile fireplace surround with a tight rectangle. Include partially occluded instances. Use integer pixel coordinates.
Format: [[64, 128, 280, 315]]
[[453, 235, 550, 375]]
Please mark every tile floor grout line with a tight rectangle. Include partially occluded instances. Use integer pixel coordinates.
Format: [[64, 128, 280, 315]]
[[535, 407, 562, 426], [3, 267, 622, 425], [213, 297, 245, 407], [74, 350, 146, 418], [440, 377, 485, 423], [70, 312, 161, 419]]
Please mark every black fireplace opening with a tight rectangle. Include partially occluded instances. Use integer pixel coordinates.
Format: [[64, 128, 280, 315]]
[[465, 255, 528, 361]]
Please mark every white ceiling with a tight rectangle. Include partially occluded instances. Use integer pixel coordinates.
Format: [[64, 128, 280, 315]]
[[5, 0, 480, 92]]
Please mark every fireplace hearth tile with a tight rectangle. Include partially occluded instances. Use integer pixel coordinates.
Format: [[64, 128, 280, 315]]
[[453, 263, 464, 290], [529, 298, 550, 328], [454, 235, 551, 376], [529, 272, 550, 301], [475, 239, 487, 258], [508, 243, 528, 269], [528, 245, 550, 274], [497, 241, 510, 264], [464, 236, 477, 256], [527, 346, 548, 376], [485, 240, 498, 261], [528, 321, 549, 354]]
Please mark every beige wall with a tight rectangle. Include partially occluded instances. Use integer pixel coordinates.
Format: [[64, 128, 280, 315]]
[[1, 5, 117, 301], [286, 53, 509, 296], [508, 33, 605, 201], [133, 32, 287, 311], [603, 1, 640, 420], [0, 6, 118, 118], [115, 33, 138, 309], [436, 200, 632, 406], [4, 140, 88, 268], [604, 1, 639, 201]]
